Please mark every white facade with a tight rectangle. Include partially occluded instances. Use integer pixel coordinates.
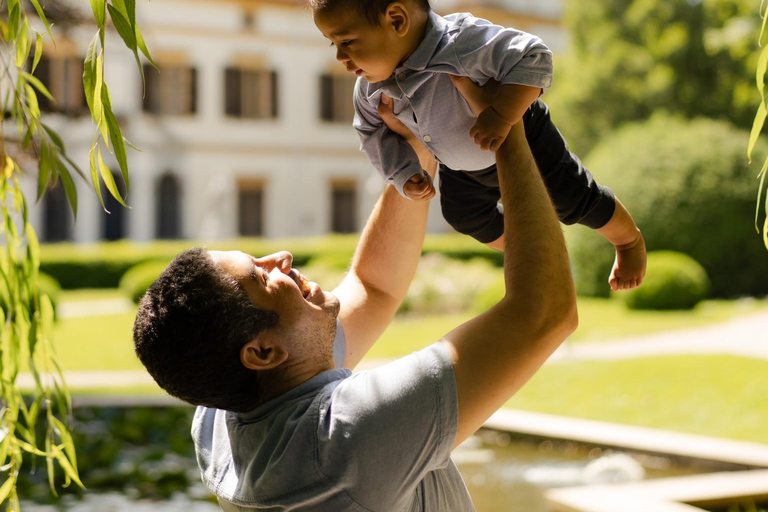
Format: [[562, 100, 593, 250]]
[[26, 0, 563, 243]]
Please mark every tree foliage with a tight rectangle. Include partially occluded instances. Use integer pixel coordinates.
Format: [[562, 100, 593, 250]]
[[549, 0, 760, 155], [0, 1, 152, 509]]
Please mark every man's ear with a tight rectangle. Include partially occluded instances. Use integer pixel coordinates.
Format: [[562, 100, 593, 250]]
[[385, 2, 410, 37], [240, 334, 288, 371]]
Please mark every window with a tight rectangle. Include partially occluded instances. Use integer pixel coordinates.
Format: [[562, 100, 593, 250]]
[[224, 67, 278, 119], [142, 63, 197, 115], [319, 73, 356, 123], [33, 55, 87, 117], [101, 172, 127, 241], [331, 180, 358, 233], [156, 173, 181, 239], [238, 180, 265, 237], [43, 182, 73, 242]]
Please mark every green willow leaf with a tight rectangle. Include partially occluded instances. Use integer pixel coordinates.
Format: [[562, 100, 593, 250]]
[[757, 45, 768, 101], [20, 72, 53, 101], [89, 147, 107, 211], [107, 5, 136, 50], [757, 164, 767, 233], [25, 84, 40, 119], [58, 164, 78, 220], [37, 141, 51, 202], [42, 124, 65, 153], [95, 53, 107, 144], [26, 223, 40, 281], [98, 148, 128, 208], [15, 17, 29, 68], [89, 0, 106, 29], [27, 0, 54, 43], [8, 3, 20, 41], [749, 101, 767, 162], [83, 33, 100, 116], [62, 154, 87, 180], [136, 25, 156, 68], [55, 449, 84, 489], [0, 475, 16, 503], [32, 32, 43, 73], [22, 123, 34, 150], [102, 86, 130, 191], [52, 417, 77, 476]]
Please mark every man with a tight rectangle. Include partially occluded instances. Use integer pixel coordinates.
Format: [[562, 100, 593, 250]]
[[133, 78, 577, 511]]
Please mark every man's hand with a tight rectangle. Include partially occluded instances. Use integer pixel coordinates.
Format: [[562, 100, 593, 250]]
[[470, 107, 513, 151], [403, 172, 435, 201]]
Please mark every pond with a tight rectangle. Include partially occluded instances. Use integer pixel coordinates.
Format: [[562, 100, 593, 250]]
[[17, 405, 717, 512]]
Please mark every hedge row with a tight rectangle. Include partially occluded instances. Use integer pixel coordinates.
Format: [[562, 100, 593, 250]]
[[39, 235, 501, 290]]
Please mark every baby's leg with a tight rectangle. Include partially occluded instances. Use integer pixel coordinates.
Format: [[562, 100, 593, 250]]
[[523, 100, 646, 291], [596, 199, 646, 291]]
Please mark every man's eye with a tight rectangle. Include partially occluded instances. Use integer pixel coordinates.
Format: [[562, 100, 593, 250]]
[[341, 41, 351, 47]]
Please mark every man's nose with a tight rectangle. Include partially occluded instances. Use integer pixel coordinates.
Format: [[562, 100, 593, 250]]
[[257, 251, 293, 273]]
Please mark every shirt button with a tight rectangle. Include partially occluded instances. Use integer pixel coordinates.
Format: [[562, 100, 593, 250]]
[[423, 135, 432, 143], [397, 72, 407, 80]]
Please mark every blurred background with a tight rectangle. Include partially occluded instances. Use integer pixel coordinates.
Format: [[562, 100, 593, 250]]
[[12, 0, 768, 511]]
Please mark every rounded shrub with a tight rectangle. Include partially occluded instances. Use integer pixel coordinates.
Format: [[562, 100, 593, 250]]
[[120, 260, 171, 304], [622, 251, 709, 310], [568, 114, 768, 298]]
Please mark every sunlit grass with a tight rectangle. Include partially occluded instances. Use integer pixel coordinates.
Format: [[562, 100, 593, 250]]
[[365, 297, 768, 359], [507, 355, 768, 445]]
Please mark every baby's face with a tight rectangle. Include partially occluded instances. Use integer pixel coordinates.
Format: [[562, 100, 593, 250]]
[[314, 10, 404, 83]]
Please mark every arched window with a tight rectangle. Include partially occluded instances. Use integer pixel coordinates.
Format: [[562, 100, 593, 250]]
[[101, 171, 126, 241], [156, 173, 181, 239], [43, 182, 73, 242]]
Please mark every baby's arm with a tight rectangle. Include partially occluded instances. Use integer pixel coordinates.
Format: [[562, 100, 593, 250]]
[[470, 84, 541, 151]]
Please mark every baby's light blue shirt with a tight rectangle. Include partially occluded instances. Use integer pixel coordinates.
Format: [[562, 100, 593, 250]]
[[354, 11, 554, 196]]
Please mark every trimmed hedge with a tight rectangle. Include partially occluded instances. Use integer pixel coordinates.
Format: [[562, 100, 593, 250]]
[[569, 114, 768, 298], [120, 261, 173, 304], [40, 235, 503, 290], [622, 251, 710, 310]]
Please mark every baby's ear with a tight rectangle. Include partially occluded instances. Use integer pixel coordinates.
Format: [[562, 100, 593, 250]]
[[385, 2, 411, 36]]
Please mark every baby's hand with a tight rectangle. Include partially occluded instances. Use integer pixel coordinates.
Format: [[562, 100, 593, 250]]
[[403, 172, 435, 202], [470, 107, 513, 152]]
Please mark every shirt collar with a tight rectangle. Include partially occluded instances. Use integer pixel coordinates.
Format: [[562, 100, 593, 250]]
[[401, 11, 446, 71], [235, 368, 352, 423]]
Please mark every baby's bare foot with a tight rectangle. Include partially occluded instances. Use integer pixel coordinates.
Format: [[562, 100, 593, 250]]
[[609, 232, 647, 291]]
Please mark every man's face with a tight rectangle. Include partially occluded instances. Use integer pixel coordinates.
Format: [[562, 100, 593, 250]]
[[208, 250, 340, 360], [314, 9, 404, 83]]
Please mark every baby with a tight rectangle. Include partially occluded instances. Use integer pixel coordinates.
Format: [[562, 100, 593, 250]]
[[311, 0, 646, 290]]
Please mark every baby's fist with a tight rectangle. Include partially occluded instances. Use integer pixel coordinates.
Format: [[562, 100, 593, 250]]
[[403, 172, 435, 202], [470, 107, 512, 152]]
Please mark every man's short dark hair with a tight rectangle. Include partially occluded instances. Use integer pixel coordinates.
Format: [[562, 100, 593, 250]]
[[133, 247, 279, 412], [308, 0, 431, 26]]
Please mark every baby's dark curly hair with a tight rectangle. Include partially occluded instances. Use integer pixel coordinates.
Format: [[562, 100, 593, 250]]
[[133, 247, 278, 412], [308, 0, 430, 26]]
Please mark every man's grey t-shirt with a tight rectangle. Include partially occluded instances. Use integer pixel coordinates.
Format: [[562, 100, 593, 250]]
[[192, 322, 475, 511]]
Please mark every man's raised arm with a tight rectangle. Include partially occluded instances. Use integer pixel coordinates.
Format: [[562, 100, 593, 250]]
[[333, 97, 436, 369], [441, 120, 578, 448]]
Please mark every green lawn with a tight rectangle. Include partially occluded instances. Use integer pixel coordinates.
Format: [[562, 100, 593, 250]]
[[50, 293, 767, 368], [44, 292, 768, 444], [507, 355, 768, 445], [366, 297, 768, 358]]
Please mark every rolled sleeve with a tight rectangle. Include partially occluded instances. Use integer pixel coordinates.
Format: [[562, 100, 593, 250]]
[[353, 80, 423, 197], [453, 16, 554, 90]]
